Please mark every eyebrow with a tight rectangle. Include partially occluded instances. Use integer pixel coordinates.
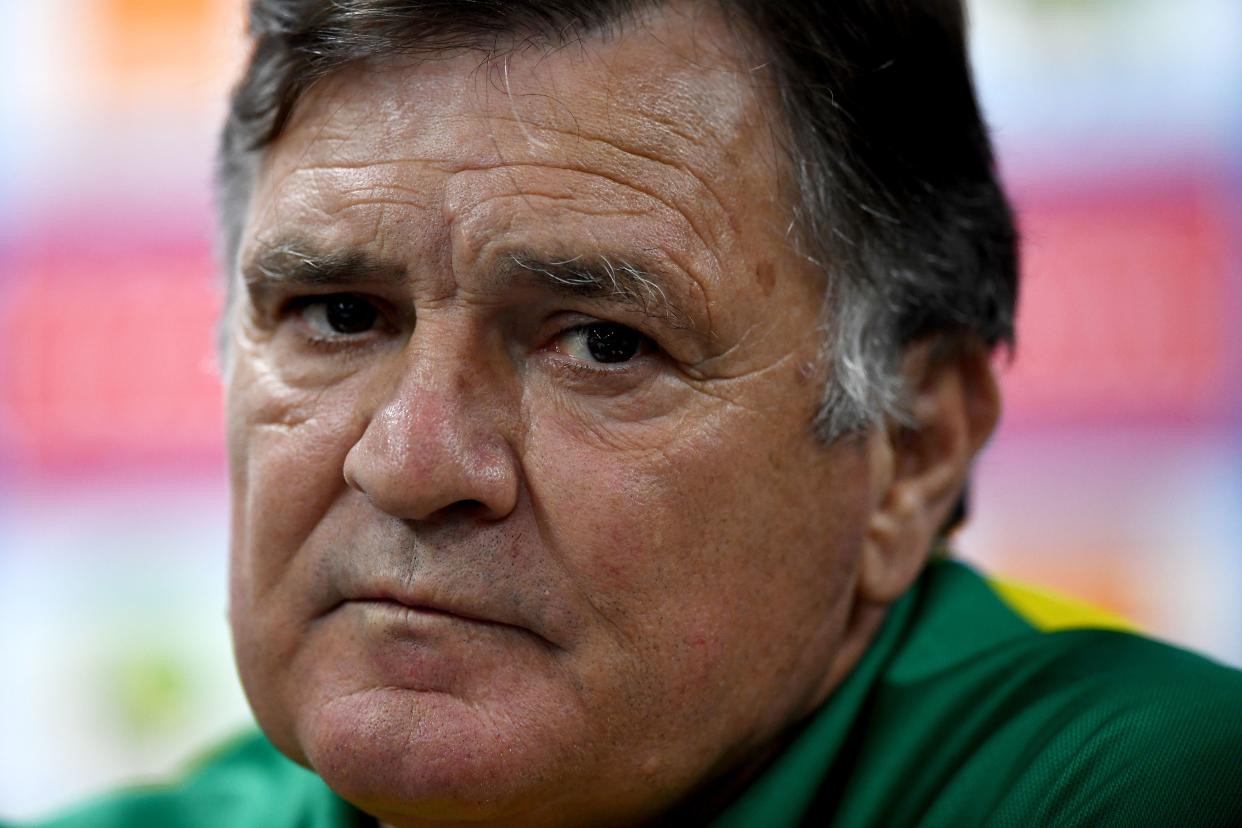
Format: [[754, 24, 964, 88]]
[[242, 241, 408, 287], [505, 252, 681, 323], [242, 240, 693, 329]]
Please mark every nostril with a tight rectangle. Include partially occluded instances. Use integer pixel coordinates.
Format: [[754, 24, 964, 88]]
[[430, 498, 503, 523], [393, 499, 494, 527], [456, 499, 490, 516]]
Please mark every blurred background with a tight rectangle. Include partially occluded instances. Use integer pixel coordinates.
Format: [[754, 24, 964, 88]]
[[1, 0, 1239, 819]]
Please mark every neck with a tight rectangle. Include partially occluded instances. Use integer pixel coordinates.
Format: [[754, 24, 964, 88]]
[[653, 598, 892, 824]]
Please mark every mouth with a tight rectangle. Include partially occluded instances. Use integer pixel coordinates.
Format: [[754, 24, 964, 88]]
[[351, 595, 505, 628], [333, 587, 560, 651]]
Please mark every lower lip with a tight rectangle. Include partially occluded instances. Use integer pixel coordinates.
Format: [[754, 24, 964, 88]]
[[334, 599, 491, 688]]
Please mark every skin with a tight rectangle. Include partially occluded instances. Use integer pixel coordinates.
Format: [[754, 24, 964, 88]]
[[224, 3, 999, 826]]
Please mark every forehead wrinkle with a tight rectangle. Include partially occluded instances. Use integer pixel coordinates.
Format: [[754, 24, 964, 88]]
[[265, 49, 763, 283], [251, 154, 450, 279], [500, 192, 654, 218], [274, 163, 437, 216], [250, 73, 387, 228], [282, 157, 459, 174], [445, 179, 715, 333], [493, 122, 743, 266], [449, 159, 728, 295]]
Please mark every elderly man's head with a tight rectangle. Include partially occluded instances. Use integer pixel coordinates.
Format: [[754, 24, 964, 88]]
[[218, 0, 1015, 823]]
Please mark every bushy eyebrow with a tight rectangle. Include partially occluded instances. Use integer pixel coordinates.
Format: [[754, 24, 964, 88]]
[[505, 252, 681, 323], [242, 239, 693, 330], [242, 240, 407, 287]]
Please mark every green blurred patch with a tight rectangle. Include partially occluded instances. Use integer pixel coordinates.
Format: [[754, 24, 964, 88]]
[[101, 648, 194, 739]]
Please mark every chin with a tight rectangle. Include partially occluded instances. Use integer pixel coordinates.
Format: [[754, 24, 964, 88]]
[[289, 684, 588, 825]]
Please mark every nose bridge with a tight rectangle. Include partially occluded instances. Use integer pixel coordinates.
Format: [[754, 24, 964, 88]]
[[344, 327, 519, 521]]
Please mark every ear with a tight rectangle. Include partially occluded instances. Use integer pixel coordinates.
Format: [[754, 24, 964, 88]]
[[857, 337, 1000, 605]]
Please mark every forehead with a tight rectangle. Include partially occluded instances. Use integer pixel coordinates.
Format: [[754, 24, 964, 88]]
[[239, 3, 817, 344], [255, 9, 783, 213], [270, 7, 774, 171]]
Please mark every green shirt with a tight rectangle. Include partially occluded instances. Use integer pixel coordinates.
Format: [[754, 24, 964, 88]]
[[17, 560, 1242, 827]]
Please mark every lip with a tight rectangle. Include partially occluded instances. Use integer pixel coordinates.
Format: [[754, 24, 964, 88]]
[[355, 593, 501, 627], [334, 585, 557, 649]]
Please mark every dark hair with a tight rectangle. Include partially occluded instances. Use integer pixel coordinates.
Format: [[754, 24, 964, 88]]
[[217, 0, 1017, 440]]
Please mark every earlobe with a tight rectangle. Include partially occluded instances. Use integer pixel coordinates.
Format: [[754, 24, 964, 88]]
[[858, 338, 1000, 605]]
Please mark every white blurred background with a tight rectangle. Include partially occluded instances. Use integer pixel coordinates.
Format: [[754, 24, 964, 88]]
[[1, 0, 1239, 819]]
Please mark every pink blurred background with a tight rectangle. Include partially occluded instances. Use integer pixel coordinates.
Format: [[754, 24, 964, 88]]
[[2, 0, 1239, 819]]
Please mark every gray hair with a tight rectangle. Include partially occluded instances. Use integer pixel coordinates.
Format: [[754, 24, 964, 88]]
[[216, 0, 1018, 441]]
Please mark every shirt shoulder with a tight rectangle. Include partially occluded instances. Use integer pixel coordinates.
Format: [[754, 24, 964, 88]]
[[827, 560, 1242, 827], [980, 628, 1242, 827], [18, 731, 364, 828]]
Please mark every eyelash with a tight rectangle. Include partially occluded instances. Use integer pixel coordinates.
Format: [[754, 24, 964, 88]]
[[543, 348, 645, 383]]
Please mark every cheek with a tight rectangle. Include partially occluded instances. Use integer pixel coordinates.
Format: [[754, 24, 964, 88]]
[[525, 402, 870, 699], [226, 357, 365, 607], [523, 425, 673, 596]]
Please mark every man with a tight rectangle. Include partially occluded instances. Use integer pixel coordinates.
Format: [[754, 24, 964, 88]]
[[25, 1, 1242, 826]]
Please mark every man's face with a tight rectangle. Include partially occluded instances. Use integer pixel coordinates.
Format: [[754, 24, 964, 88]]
[[226, 6, 878, 825]]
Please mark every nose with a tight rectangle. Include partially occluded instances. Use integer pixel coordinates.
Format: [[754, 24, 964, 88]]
[[343, 357, 520, 523]]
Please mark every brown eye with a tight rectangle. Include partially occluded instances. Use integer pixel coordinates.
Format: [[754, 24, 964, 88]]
[[556, 322, 647, 364], [585, 323, 643, 363], [299, 294, 380, 337]]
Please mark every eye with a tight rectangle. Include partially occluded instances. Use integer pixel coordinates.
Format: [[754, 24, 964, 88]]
[[295, 294, 380, 337], [555, 322, 649, 364]]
